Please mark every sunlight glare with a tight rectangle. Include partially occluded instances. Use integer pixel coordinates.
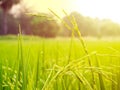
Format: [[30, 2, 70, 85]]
[[23, 0, 120, 23], [73, 0, 120, 23]]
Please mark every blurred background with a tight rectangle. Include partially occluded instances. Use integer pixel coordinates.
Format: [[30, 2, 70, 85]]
[[0, 0, 120, 38]]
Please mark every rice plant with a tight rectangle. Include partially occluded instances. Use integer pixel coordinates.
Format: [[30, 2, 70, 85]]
[[0, 10, 120, 90]]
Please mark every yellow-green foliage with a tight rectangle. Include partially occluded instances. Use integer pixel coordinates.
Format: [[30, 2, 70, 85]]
[[0, 36, 120, 90]]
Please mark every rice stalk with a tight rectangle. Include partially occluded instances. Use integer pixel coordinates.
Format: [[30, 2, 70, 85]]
[[49, 9, 96, 89], [42, 65, 55, 90]]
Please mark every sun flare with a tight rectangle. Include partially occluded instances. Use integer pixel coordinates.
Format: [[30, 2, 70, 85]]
[[73, 0, 120, 23], [23, 0, 120, 23]]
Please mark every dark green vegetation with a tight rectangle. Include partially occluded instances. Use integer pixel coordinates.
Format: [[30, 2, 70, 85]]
[[0, 35, 120, 90]]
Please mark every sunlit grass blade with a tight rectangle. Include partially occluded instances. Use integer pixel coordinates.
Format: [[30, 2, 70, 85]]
[[42, 66, 55, 90], [0, 59, 2, 90], [73, 70, 93, 90], [48, 8, 72, 31], [117, 71, 120, 90], [18, 24, 26, 90], [55, 40, 59, 64], [34, 49, 40, 90], [94, 53, 105, 90]]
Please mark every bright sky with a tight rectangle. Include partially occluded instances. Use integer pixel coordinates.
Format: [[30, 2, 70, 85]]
[[23, 0, 120, 23]]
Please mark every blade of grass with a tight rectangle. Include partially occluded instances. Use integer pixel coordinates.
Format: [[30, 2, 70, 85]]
[[94, 53, 105, 90], [0, 58, 2, 90], [34, 48, 40, 90], [14, 32, 20, 90], [42, 65, 55, 90], [18, 24, 26, 90]]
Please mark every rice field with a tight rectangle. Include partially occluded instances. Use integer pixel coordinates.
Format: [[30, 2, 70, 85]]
[[0, 35, 120, 90]]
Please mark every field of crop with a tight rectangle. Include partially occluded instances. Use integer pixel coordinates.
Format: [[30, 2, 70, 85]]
[[0, 35, 120, 90]]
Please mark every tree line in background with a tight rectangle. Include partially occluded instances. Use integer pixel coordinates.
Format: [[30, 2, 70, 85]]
[[0, 0, 20, 34], [0, 0, 120, 37], [62, 12, 120, 37]]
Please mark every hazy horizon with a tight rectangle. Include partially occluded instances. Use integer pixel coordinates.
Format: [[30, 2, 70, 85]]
[[19, 0, 120, 24]]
